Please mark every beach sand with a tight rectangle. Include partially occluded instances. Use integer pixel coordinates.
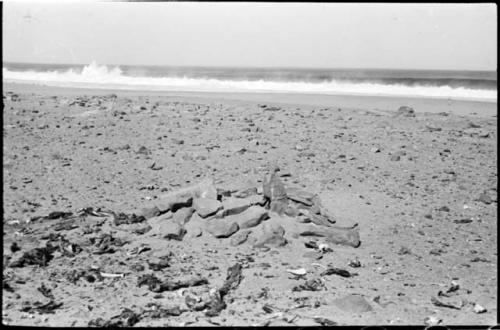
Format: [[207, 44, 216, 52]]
[[2, 82, 497, 326]]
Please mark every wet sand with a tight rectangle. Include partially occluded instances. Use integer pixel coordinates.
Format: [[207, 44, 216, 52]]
[[2, 82, 497, 326]]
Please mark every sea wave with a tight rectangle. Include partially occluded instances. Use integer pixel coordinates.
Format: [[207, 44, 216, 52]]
[[3, 62, 497, 101]]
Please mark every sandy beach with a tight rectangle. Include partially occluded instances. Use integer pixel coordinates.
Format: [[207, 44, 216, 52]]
[[2, 82, 497, 326]]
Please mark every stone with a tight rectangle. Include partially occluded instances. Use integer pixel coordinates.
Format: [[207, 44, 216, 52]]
[[263, 167, 287, 204], [184, 213, 204, 238], [155, 178, 217, 212], [206, 220, 239, 238], [187, 225, 202, 238], [233, 187, 258, 198], [172, 207, 194, 225], [193, 198, 222, 218], [478, 193, 492, 204], [155, 193, 193, 213], [286, 187, 314, 206], [221, 196, 264, 217], [230, 230, 251, 246], [253, 221, 286, 248], [284, 205, 299, 217], [195, 178, 218, 200], [224, 206, 269, 229], [333, 294, 373, 313], [395, 106, 415, 117], [150, 220, 186, 241], [308, 213, 332, 227], [299, 225, 360, 248], [140, 206, 161, 220]]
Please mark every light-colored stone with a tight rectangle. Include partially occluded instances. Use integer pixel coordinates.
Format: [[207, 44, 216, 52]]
[[299, 225, 360, 248], [193, 198, 221, 218], [149, 220, 186, 241], [172, 207, 194, 225], [286, 187, 314, 206], [230, 229, 251, 246], [155, 178, 217, 212], [333, 294, 373, 313], [221, 196, 264, 217], [205, 220, 239, 238], [225, 205, 269, 229]]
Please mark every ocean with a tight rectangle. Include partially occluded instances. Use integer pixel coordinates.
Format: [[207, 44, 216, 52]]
[[2, 62, 497, 102]]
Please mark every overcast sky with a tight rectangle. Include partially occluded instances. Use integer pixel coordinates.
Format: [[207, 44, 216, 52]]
[[3, 2, 497, 70]]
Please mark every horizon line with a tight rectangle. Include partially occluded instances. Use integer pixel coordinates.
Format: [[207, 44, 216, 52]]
[[2, 60, 497, 73]]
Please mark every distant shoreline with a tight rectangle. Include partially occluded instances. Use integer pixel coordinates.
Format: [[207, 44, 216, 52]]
[[3, 82, 497, 118]]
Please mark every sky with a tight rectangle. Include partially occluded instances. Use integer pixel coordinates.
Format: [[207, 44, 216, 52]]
[[2, 2, 497, 70]]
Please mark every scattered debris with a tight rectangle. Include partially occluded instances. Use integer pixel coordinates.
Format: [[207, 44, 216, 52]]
[[205, 263, 243, 316], [424, 316, 442, 326], [292, 278, 325, 292], [88, 308, 141, 327], [430, 296, 462, 310], [137, 274, 208, 293], [473, 303, 487, 314], [113, 212, 146, 226], [20, 300, 63, 314], [9, 245, 55, 267], [348, 258, 361, 268], [287, 268, 307, 277], [321, 267, 356, 278], [313, 317, 337, 326]]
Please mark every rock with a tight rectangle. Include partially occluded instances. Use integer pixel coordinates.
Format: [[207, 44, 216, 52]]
[[263, 166, 288, 215], [140, 206, 161, 220], [395, 106, 415, 117], [478, 193, 492, 204], [184, 213, 204, 238], [155, 193, 193, 213], [221, 196, 264, 217], [230, 230, 251, 246], [424, 316, 442, 326], [225, 206, 269, 229], [155, 178, 217, 212], [252, 221, 286, 247], [137, 146, 151, 155], [193, 198, 221, 218], [149, 218, 186, 241], [333, 294, 373, 313], [303, 251, 323, 260], [172, 207, 194, 225], [286, 187, 314, 206], [308, 213, 332, 227], [299, 225, 360, 248], [205, 220, 239, 238], [186, 225, 202, 238], [390, 155, 401, 161], [233, 187, 258, 198]]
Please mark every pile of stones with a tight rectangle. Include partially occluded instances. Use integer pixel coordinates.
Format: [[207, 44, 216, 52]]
[[140, 167, 360, 249]]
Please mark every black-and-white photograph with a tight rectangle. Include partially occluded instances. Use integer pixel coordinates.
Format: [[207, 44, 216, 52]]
[[2, 1, 497, 326]]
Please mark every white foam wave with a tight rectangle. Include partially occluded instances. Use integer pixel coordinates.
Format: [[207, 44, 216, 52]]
[[3, 62, 497, 102]]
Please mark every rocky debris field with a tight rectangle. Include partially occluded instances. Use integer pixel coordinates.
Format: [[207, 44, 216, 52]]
[[2, 88, 498, 326]]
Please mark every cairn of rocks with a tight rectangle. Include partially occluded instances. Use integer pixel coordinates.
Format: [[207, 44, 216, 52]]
[[141, 169, 360, 249]]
